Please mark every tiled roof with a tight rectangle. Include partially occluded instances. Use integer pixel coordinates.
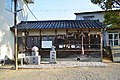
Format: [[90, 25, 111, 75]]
[[13, 20, 105, 30]]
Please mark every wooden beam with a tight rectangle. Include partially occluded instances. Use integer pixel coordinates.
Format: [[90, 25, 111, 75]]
[[40, 49, 101, 52]]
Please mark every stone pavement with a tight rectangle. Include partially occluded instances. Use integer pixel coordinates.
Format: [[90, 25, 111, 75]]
[[18, 61, 107, 69]]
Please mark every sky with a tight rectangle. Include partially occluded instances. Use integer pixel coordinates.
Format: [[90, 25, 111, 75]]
[[28, 0, 102, 21]]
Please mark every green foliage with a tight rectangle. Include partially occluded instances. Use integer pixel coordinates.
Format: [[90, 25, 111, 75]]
[[104, 10, 120, 28], [91, 0, 120, 29], [91, 0, 120, 10]]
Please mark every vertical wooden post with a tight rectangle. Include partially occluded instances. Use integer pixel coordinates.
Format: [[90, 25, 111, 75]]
[[14, 0, 18, 70], [77, 29, 80, 46], [39, 30, 41, 55], [88, 30, 90, 50], [66, 29, 68, 57], [66, 29, 68, 49], [77, 29, 80, 56], [55, 29, 57, 49], [88, 30, 91, 55], [76, 29, 81, 60], [81, 32, 85, 55], [100, 31, 103, 62], [55, 29, 57, 57], [25, 30, 27, 50]]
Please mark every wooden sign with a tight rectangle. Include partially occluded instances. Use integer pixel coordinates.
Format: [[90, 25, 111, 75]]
[[112, 49, 120, 62]]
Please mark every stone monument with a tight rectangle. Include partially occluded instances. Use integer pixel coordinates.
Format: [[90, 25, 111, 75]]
[[50, 46, 56, 63]]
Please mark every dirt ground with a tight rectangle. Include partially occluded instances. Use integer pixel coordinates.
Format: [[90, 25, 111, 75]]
[[0, 63, 120, 80]]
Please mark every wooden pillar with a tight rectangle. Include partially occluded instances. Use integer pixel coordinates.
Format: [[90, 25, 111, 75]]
[[14, 0, 18, 70], [39, 30, 42, 55], [55, 29, 57, 57], [55, 29, 57, 49], [77, 29, 80, 47], [88, 30, 91, 55], [81, 32, 85, 55], [88, 30, 90, 50], [77, 29, 80, 56], [100, 32, 103, 62], [25, 30, 27, 50], [66, 29, 68, 49], [66, 29, 68, 57]]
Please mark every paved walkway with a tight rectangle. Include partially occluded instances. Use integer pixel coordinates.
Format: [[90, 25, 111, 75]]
[[18, 61, 107, 69]]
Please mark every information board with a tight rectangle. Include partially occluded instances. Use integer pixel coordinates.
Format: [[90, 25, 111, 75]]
[[112, 49, 120, 62], [42, 41, 52, 48]]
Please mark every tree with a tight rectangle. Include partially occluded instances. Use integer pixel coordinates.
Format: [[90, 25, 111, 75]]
[[91, 0, 120, 29], [91, 0, 120, 10], [104, 10, 120, 28]]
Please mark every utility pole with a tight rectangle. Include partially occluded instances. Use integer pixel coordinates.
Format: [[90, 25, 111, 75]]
[[14, 0, 18, 70]]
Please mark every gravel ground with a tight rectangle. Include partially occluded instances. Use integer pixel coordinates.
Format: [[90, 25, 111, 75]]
[[18, 61, 107, 69], [0, 63, 120, 80]]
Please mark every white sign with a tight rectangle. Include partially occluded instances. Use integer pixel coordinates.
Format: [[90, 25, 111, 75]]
[[42, 41, 52, 48], [18, 54, 25, 59], [50, 50, 56, 63]]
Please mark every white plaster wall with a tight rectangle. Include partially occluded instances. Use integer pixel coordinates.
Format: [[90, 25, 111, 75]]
[[0, 0, 28, 59], [29, 30, 40, 36], [41, 30, 55, 35], [68, 29, 77, 32], [57, 30, 66, 35], [76, 13, 104, 22]]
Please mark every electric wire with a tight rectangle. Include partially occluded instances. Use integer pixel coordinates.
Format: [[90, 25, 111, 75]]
[[25, 4, 38, 21]]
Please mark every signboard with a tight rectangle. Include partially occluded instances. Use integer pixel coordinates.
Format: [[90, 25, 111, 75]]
[[18, 54, 25, 59], [112, 49, 120, 62], [42, 41, 52, 48]]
